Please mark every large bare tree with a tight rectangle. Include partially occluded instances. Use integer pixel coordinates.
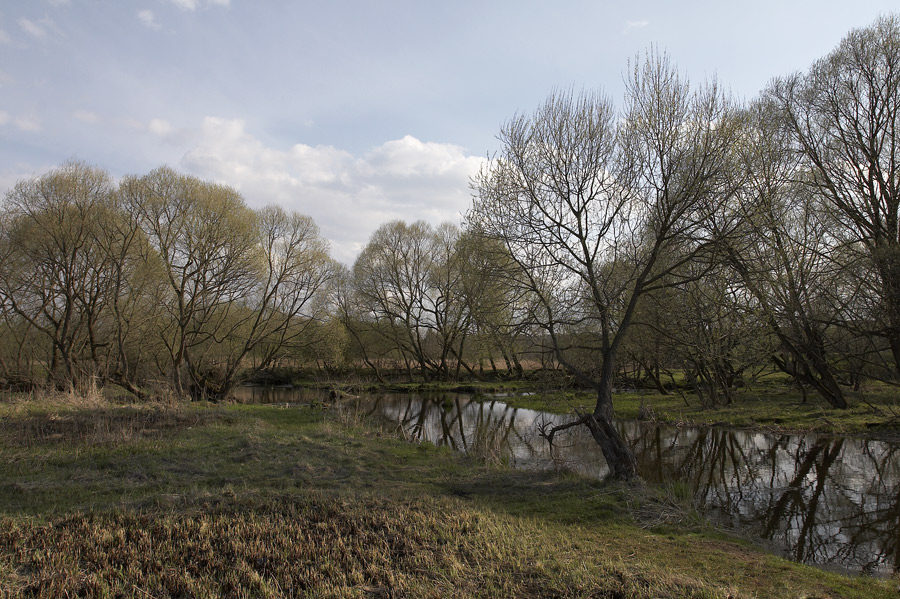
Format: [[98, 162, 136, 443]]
[[0, 162, 135, 390], [721, 102, 851, 408], [351, 220, 472, 381], [469, 52, 740, 479]]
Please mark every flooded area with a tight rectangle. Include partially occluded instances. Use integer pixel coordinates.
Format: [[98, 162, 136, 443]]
[[235, 387, 900, 576]]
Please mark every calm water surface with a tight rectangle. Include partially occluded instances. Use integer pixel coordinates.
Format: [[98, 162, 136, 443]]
[[234, 387, 900, 576]]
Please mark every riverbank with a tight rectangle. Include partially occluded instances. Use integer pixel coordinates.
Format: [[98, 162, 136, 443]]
[[0, 394, 894, 598], [490, 386, 900, 440], [309, 377, 900, 440]]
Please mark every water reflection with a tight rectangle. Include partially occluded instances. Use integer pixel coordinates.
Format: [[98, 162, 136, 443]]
[[357, 393, 605, 475], [628, 425, 900, 576], [232, 385, 318, 405], [358, 392, 900, 576]]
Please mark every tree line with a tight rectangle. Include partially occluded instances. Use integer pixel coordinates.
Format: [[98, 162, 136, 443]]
[[0, 165, 338, 401], [1, 16, 898, 476], [469, 15, 900, 477]]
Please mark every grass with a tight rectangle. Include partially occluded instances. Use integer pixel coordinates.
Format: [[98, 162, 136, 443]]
[[491, 381, 900, 439], [0, 394, 896, 598]]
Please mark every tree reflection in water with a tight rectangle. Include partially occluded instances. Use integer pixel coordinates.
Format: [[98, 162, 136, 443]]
[[363, 393, 900, 576]]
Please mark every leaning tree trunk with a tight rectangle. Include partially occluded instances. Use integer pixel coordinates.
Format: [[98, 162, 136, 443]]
[[585, 410, 638, 480], [591, 360, 638, 480], [543, 350, 640, 480], [880, 251, 900, 379]]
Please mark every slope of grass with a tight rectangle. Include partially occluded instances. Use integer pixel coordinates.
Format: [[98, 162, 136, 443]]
[[0, 395, 895, 598]]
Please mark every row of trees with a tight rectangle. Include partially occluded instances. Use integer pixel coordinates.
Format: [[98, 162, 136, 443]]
[[1, 16, 898, 477], [0, 164, 337, 400], [339, 220, 529, 383]]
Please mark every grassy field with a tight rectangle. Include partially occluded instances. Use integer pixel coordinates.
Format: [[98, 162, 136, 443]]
[[0, 391, 896, 598]]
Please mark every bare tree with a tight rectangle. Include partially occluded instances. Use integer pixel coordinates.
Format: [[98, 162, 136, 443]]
[[456, 230, 530, 378], [221, 206, 337, 392], [352, 220, 436, 380], [120, 167, 260, 397], [767, 14, 900, 377], [351, 220, 473, 381], [723, 102, 851, 408], [635, 266, 773, 405], [422, 223, 472, 379], [469, 53, 740, 479]]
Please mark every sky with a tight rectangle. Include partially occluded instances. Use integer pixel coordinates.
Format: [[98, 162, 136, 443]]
[[1, 1, 898, 265]]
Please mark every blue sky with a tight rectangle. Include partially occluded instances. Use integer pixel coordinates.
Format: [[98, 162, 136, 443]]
[[1, 0, 897, 263]]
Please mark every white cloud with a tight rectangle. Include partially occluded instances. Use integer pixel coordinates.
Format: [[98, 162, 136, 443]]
[[623, 20, 649, 35], [0, 29, 10, 45], [362, 135, 476, 178], [73, 110, 100, 124], [48, 0, 71, 6], [138, 10, 160, 29], [148, 118, 174, 137], [18, 17, 53, 40], [170, 0, 229, 11], [180, 117, 483, 264], [0, 110, 41, 131], [15, 115, 41, 131], [146, 117, 193, 146]]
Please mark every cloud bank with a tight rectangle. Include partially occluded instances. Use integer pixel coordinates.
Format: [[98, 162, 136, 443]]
[[179, 118, 484, 264]]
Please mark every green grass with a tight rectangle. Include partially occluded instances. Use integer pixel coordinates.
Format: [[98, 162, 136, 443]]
[[0, 395, 895, 598], [492, 382, 900, 438]]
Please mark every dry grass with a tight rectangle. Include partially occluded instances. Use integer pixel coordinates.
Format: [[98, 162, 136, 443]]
[[0, 405, 213, 447], [0, 494, 773, 598], [0, 389, 218, 448]]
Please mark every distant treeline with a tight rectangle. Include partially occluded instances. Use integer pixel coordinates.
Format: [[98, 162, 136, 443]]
[[2, 16, 899, 413]]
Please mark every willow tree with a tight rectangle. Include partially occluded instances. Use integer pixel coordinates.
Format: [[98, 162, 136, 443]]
[[350, 220, 472, 381], [121, 167, 336, 400], [721, 102, 850, 408], [455, 229, 529, 377], [469, 52, 740, 479], [0, 162, 142, 390]]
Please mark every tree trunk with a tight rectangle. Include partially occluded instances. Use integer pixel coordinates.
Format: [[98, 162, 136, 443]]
[[584, 411, 638, 480], [591, 358, 637, 480], [511, 351, 524, 378], [889, 335, 900, 381]]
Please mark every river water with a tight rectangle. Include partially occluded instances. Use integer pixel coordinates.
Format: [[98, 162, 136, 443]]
[[233, 386, 900, 576]]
